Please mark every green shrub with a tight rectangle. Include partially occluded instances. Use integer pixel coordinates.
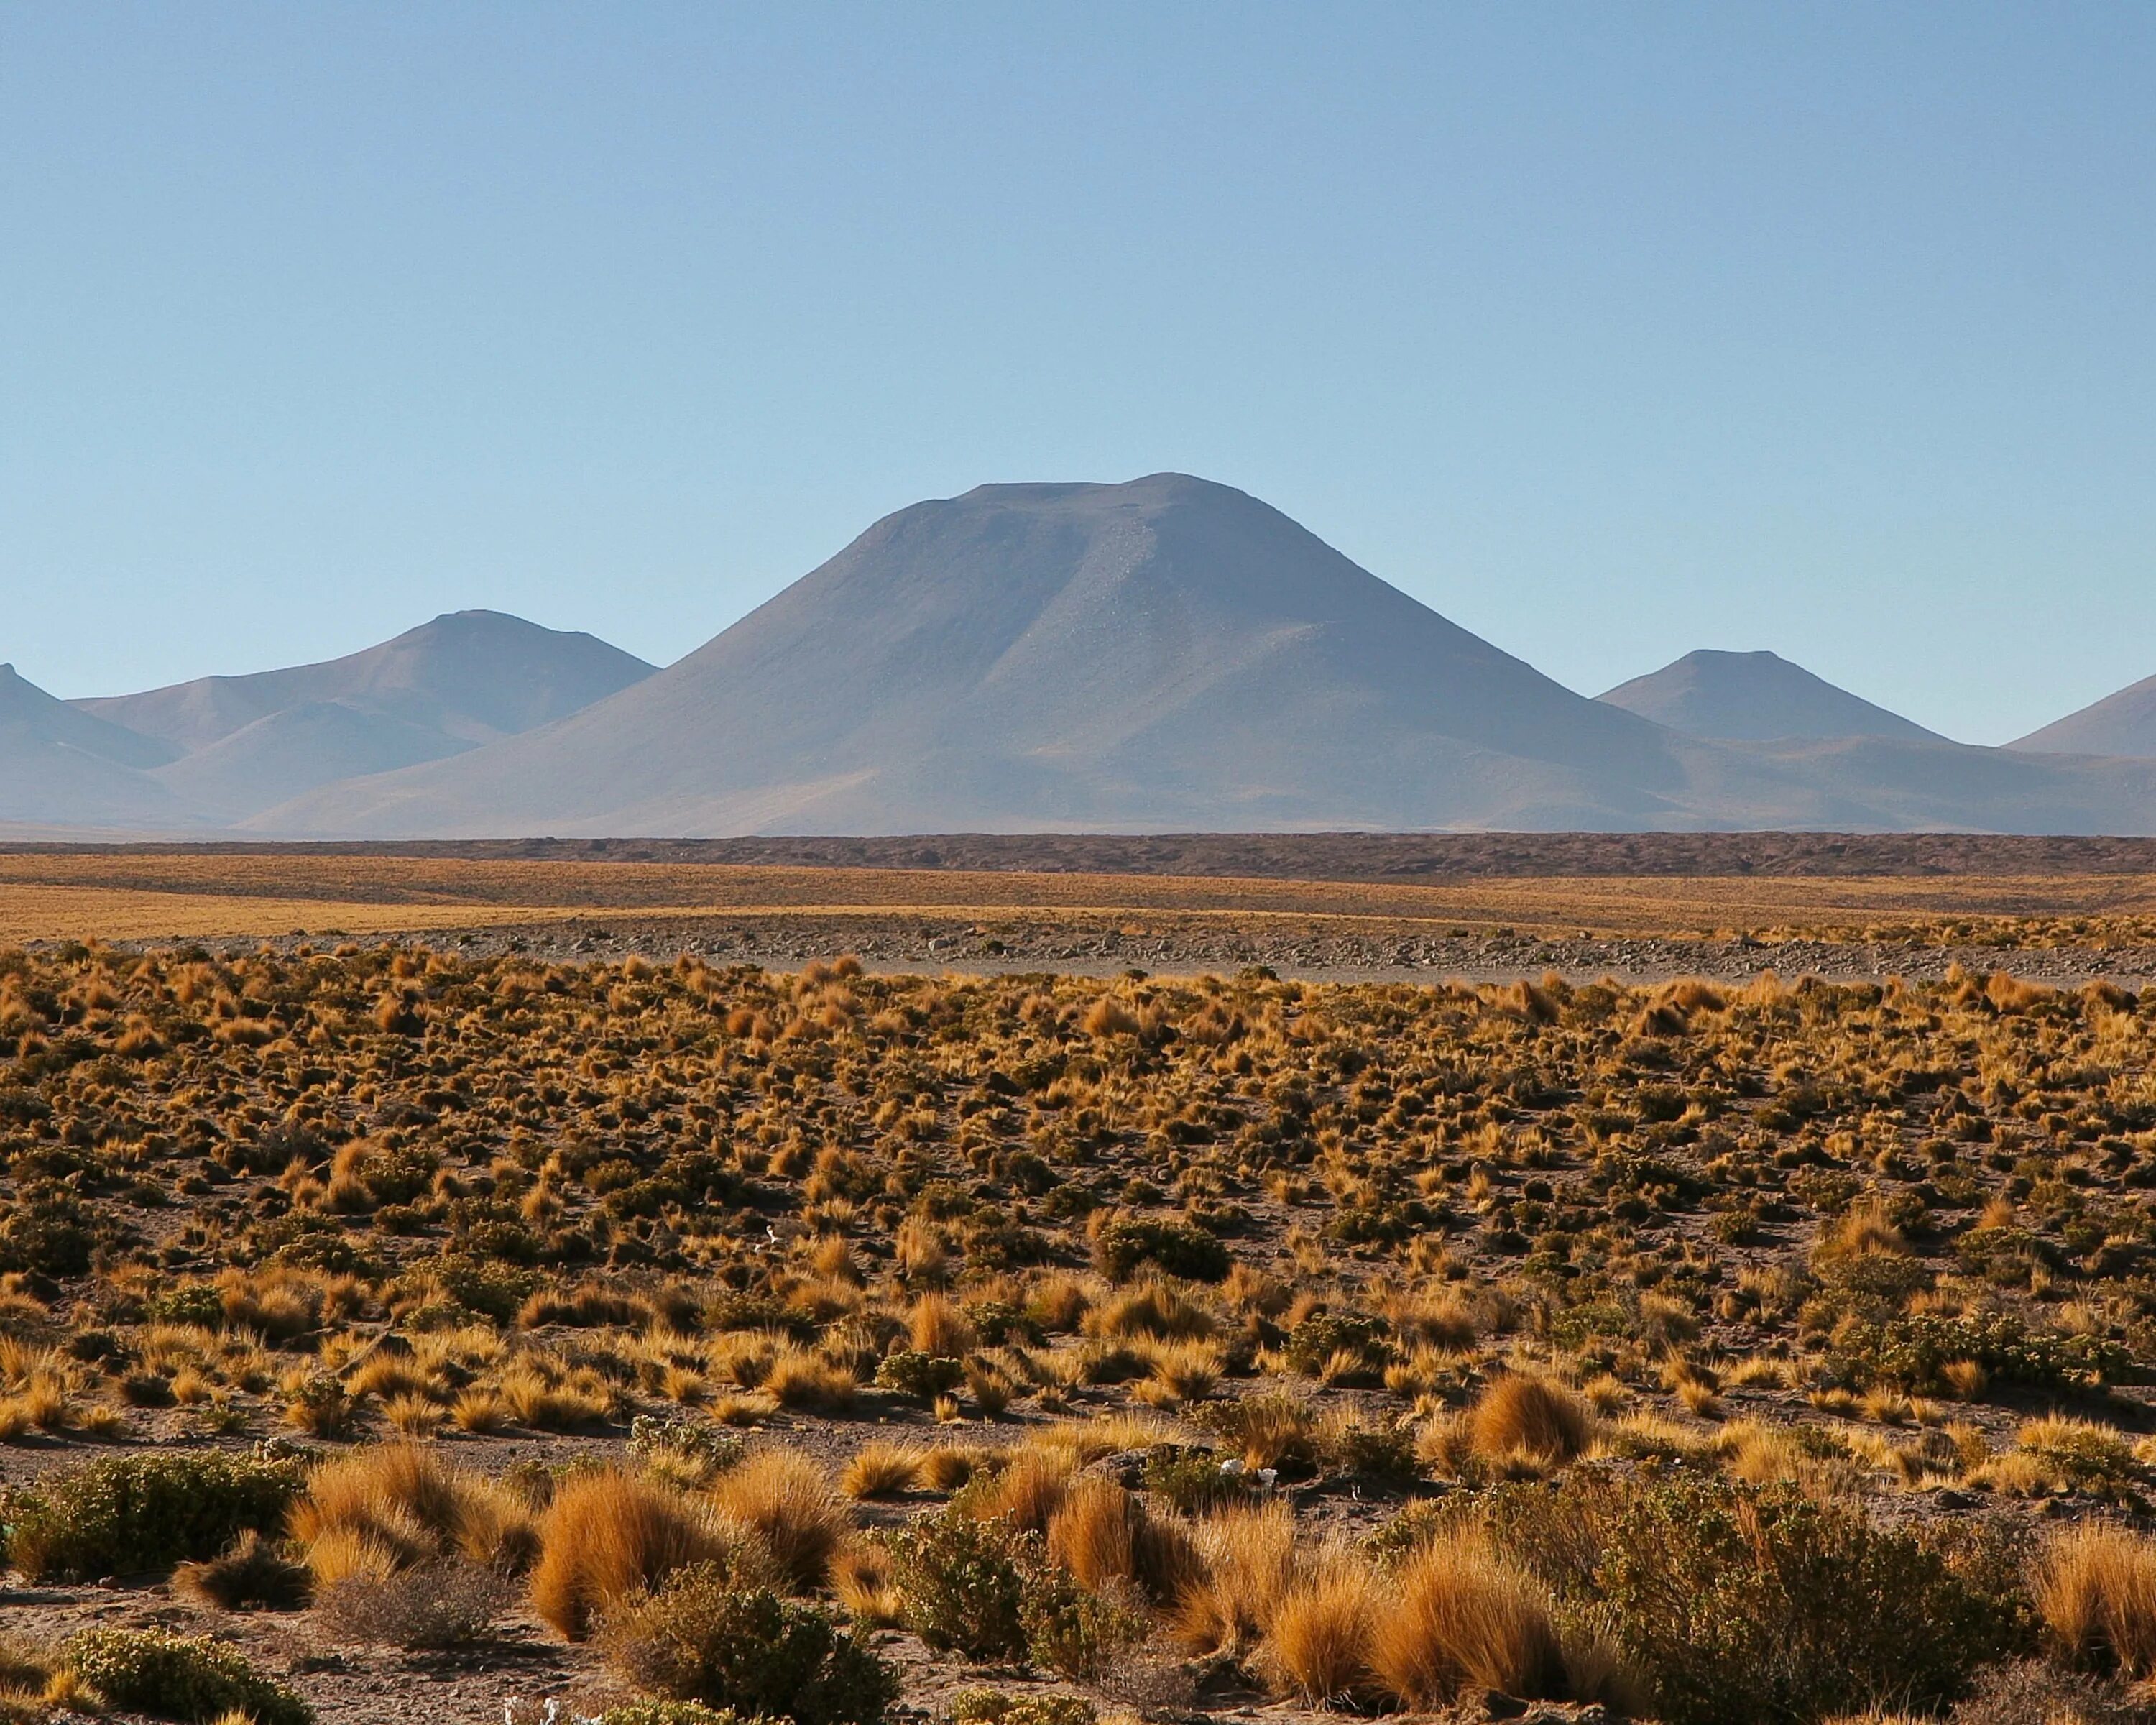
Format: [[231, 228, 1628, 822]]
[[599, 1565, 894, 1725], [883, 1509, 1033, 1661], [65, 1627, 311, 1725], [628, 1414, 745, 1478], [1475, 1467, 2027, 1725], [1821, 1310, 2130, 1395], [949, 1690, 1097, 1725], [596, 1705, 752, 1725], [1092, 1219, 1229, 1284], [873, 1351, 966, 1403], [3, 1450, 305, 1583], [1319, 1417, 1418, 1482], [149, 1282, 228, 1329], [1282, 1311, 1389, 1376], [1139, 1445, 1251, 1513], [1015, 1561, 1143, 1680], [0, 1183, 92, 1276], [880, 1508, 1135, 1677]]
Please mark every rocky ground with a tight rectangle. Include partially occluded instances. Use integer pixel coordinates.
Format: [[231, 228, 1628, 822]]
[[78, 910, 2156, 992]]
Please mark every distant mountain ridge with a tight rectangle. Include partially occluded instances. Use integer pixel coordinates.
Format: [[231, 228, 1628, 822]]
[[73, 611, 656, 819], [1598, 649, 1944, 744], [9, 480, 2156, 836], [257, 475, 2156, 837], [80, 610, 655, 752], [0, 663, 189, 828]]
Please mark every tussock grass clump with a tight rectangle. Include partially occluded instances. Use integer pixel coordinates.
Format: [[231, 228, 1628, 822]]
[[956, 1447, 1075, 1533], [1173, 1499, 1298, 1656], [531, 1470, 732, 1640], [1044, 1475, 1197, 1605], [2037, 1523, 2156, 1678], [172, 1529, 311, 1612], [840, 1442, 924, 1501], [707, 1449, 850, 1592], [1365, 1532, 1567, 1706], [289, 1443, 536, 1582], [1256, 1544, 1378, 1706], [1468, 1375, 1593, 1471]]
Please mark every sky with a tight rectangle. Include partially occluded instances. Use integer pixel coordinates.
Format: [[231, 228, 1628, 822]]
[[4, 3, 2153, 745]]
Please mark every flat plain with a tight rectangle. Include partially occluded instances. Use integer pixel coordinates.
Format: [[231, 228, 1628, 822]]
[[1, 841, 2155, 1725]]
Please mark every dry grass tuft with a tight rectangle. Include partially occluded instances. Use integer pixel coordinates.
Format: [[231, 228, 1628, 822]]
[[1173, 1499, 1298, 1657], [2037, 1522, 2156, 1678], [528, 1470, 725, 1641], [1257, 1543, 1378, 1706], [172, 1530, 311, 1612], [962, 1446, 1075, 1533], [1365, 1531, 1566, 1706], [289, 1443, 536, 1582], [840, 1442, 925, 1500], [1468, 1374, 1593, 1471], [1045, 1475, 1197, 1604], [706, 1448, 850, 1592]]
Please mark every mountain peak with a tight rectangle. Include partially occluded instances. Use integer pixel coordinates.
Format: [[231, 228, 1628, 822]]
[[78, 612, 656, 758], [1598, 648, 1945, 744]]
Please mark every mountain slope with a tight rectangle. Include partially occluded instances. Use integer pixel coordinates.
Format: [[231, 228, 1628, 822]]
[[259, 475, 1698, 836], [0, 663, 193, 828], [78, 610, 657, 753], [1599, 650, 1945, 743], [2012, 675, 2156, 758], [152, 701, 475, 819]]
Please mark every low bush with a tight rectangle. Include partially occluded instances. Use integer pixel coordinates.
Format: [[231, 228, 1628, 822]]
[[1823, 1311, 2131, 1395], [883, 1509, 1033, 1661], [593, 1704, 752, 1725], [2, 1450, 303, 1583], [1093, 1220, 1229, 1284], [874, 1351, 966, 1404], [599, 1565, 895, 1725], [1476, 1467, 2027, 1724], [316, 1558, 513, 1648], [949, 1690, 1096, 1725], [1282, 1312, 1388, 1377], [65, 1627, 312, 1725]]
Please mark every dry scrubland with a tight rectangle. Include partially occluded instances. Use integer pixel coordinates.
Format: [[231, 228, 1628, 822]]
[[8, 850, 2156, 949], [6, 943, 2156, 1722]]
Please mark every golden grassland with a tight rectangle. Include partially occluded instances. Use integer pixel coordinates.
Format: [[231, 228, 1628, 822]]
[[6, 849, 2156, 945], [4, 942, 2156, 1719]]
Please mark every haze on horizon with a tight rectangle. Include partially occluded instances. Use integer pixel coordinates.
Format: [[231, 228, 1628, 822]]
[[6, 4, 2154, 745]]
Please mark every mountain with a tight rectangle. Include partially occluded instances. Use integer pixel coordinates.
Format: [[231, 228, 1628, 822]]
[[1598, 649, 1945, 744], [150, 701, 474, 819], [2011, 675, 2156, 758], [82, 610, 656, 754], [260, 476, 1700, 834], [0, 663, 193, 829], [256, 474, 2156, 837], [73, 610, 658, 818]]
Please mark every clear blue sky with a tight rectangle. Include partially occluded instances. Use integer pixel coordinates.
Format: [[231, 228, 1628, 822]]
[[5, 3, 2152, 744]]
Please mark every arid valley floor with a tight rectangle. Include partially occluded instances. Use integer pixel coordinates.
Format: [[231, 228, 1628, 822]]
[[4, 840, 2156, 1724]]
